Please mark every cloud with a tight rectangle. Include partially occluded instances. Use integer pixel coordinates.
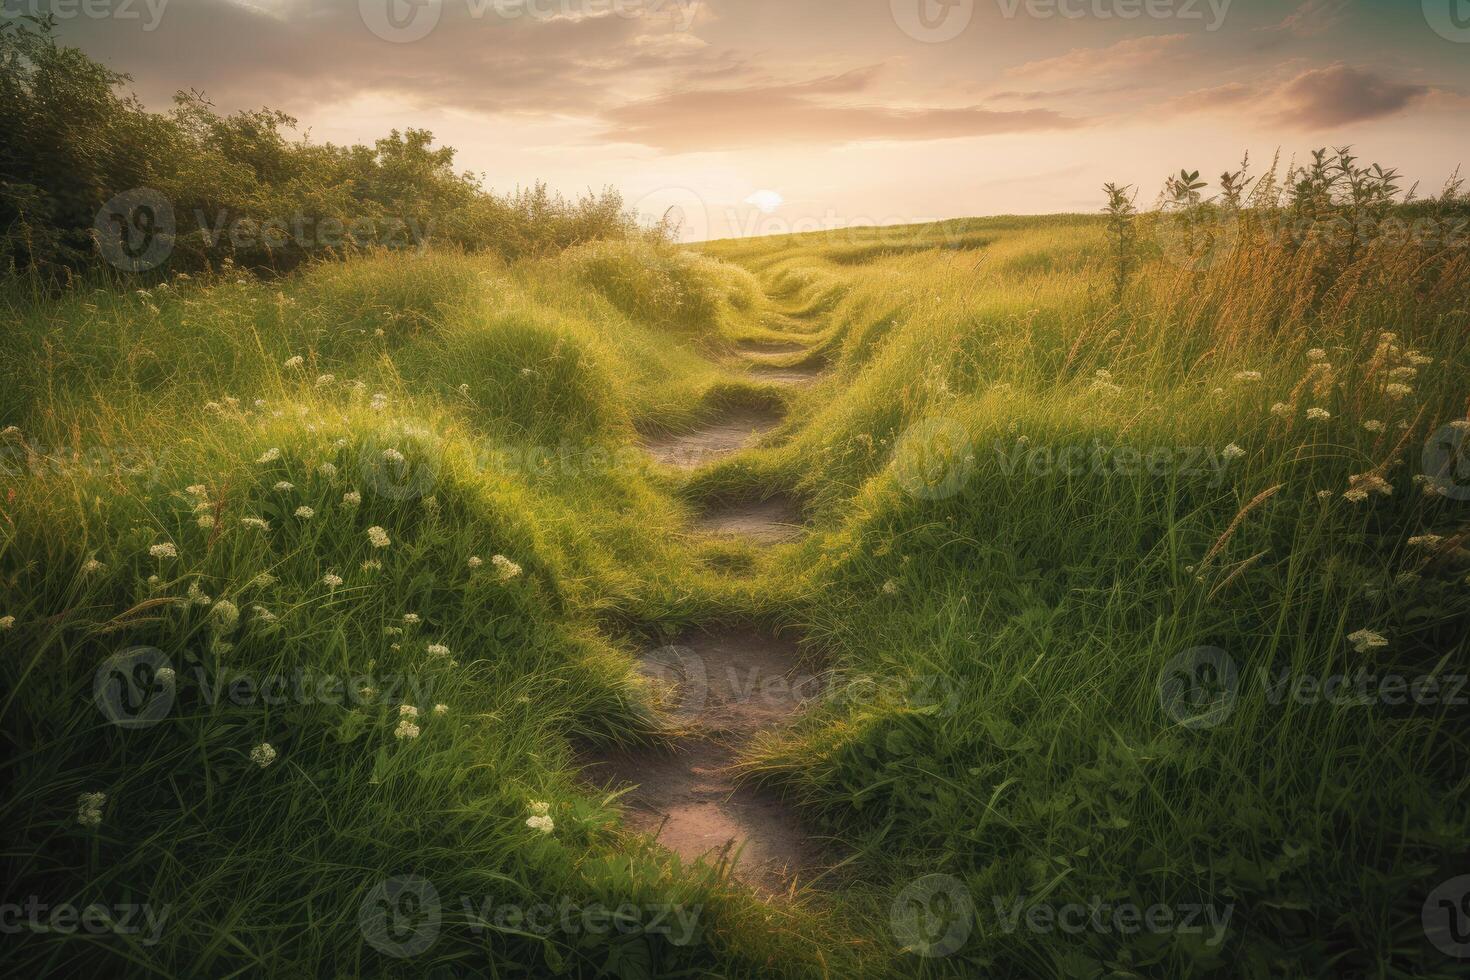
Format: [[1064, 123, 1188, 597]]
[[1255, 0, 1350, 38], [54, 0, 712, 117], [1163, 82, 1257, 114], [1270, 65, 1429, 128], [599, 68, 1082, 151], [1006, 34, 1191, 82]]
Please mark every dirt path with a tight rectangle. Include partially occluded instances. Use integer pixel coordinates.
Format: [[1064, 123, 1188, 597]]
[[642, 407, 783, 470], [582, 629, 824, 894], [694, 495, 805, 544], [591, 345, 829, 893]]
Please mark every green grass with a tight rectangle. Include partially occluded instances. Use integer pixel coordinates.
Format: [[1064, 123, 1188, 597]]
[[3, 211, 1468, 977]]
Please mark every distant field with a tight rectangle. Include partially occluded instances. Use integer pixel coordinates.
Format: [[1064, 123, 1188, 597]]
[[3, 200, 1468, 977]]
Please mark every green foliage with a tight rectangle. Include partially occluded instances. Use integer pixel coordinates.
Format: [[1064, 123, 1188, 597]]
[[0, 17, 641, 280]]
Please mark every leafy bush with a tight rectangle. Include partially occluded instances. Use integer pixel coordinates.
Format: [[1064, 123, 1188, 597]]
[[0, 17, 642, 280]]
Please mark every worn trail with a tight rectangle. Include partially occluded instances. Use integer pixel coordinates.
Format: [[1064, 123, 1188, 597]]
[[585, 338, 828, 893]]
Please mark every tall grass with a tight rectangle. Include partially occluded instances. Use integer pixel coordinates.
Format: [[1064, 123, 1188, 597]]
[[2, 153, 1467, 977]]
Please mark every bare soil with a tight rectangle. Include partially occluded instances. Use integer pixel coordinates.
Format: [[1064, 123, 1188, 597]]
[[582, 629, 826, 895], [642, 409, 782, 470], [695, 496, 806, 544]]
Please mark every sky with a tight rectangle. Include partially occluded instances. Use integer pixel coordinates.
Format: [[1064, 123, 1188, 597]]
[[28, 0, 1470, 240]]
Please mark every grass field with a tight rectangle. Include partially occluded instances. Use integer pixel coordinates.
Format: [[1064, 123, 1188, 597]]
[[3, 195, 1469, 977]]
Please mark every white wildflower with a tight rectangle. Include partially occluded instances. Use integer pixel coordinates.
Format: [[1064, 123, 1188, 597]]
[[250, 743, 277, 768], [1306, 407, 1331, 421], [241, 517, 271, 530], [1221, 444, 1246, 461], [394, 718, 420, 740], [1363, 420, 1385, 433], [322, 572, 344, 589], [274, 481, 295, 492], [402, 613, 420, 625], [1347, 629, 1388, 654], [149, 543, 178, 560], [187, 580, 212, 605], [318, 462, 337, 479], [76, 792, 106, 827], [1384, 383, 1413, 400], [467, 556, 483, 569], [343, 490, 362, 507], [1306, 348, 1326, 361], [1408, 534, 1444, 548], [433, 704, 448, 716], [1234, 371, 1262, 383], [82, 557, 106, 575], [526, 815, 554, 834], [491, 555, 522, 581], [283, 356, 304, 370], [257, 448, 282, 464], [294, 506, 314, 519], [210, 599, 239, 632], [0, 615, 14, 630], [361, 559, 382, 573], [367, 526, 390, 548], [427, 643, 450, 658]]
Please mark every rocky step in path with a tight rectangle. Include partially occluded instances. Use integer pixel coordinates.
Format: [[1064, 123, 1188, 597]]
[[694, 495, 806, 545], [642, 407, 783, 470], [582, 628, 824, 895]]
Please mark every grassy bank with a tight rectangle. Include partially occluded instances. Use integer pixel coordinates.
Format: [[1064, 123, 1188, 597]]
[[3, 191, 1468, 977]]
